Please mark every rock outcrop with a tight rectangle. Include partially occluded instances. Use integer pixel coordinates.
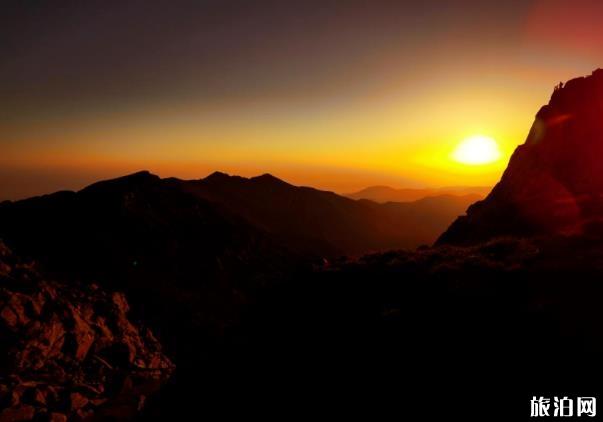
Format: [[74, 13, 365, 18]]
[[439, 69, 603, 245], [0, 242, 173, 421]]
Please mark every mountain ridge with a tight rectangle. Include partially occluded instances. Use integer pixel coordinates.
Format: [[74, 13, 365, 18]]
[[346, 184, 491, 203], [170, 170, 478, 254]]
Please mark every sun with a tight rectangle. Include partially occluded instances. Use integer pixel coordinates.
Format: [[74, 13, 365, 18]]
[[452, 135, 501, 165]]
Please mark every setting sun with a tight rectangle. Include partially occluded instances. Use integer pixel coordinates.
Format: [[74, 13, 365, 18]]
[[452, 135, 502, 165]]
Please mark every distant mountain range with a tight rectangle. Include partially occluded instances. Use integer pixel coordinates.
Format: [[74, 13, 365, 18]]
[[171, 171, 481, 255], [0, 171, 481, 343], [345, 185, 491, 203], [0, 171, 480, 266]]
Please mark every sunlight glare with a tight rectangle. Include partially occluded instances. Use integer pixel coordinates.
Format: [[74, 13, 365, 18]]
[[452, 135, 501, 165]]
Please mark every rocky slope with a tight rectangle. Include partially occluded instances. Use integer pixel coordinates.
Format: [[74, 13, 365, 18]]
[[439, 69, 603, 245], [0, 242, 173, 421]]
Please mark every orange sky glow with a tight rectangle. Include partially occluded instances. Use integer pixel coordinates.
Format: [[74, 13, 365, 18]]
[[2, 0, 603, 200]]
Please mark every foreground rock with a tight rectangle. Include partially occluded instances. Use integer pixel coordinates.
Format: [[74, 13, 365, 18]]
[[0, 242, 174, 420], [439, 69, 603, 245]]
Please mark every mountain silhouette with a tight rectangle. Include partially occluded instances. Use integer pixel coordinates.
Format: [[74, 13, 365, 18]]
[[439, 69, 603, 245], [0, 171, 475, 267], [346, 185, 490, 203], [0, 170, 480, 419], [0, 171, 298, 363], [168, 171, 476, 254], [5, 70, 603, 419], [0, 170, 478, 363], [0, 170, 288, 285]]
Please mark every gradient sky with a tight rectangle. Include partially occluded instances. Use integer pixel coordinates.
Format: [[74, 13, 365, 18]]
[[2, 0, 603, 200]]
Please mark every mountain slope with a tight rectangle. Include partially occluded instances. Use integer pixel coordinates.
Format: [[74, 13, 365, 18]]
[[439, 69, 603, 245], [0, 171, 294, 365], [171, 171, 477, 254], [0, 170, 476, 268], [0, 171, 287, 284]]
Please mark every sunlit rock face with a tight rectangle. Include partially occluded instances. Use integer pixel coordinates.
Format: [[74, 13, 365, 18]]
[[0, 242, 174, 421], [439, 69, 603, 245]]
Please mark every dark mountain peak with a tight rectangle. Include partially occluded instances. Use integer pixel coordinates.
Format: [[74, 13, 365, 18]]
[[202, 171, 253, 185], [114, 169, 159, 181], [347, 185, 491, 204], [533, 68, 603, 123], [205, 171, 231, 181], [133, 169, 155, 177], [201, 172, 291, 188], [348, 185, 397, 196], [438, 69, 603, 245], [250, 173, 291, 186], [80, 170, 161, 194]]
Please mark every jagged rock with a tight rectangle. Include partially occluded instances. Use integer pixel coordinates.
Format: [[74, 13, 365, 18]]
[[0, 242, 174, 420], [69, 392, 88, 411], [439, 69, 603, 245], [48, 413, 67, 422], [0, 405, 35, 422]]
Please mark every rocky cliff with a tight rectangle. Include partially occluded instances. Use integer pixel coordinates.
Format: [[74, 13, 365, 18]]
[[439, 69, 603, 245], [0, 242, 173, 421]]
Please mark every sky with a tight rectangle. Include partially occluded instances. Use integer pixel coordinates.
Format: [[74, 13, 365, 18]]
[[2, 0, 603, 200]]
